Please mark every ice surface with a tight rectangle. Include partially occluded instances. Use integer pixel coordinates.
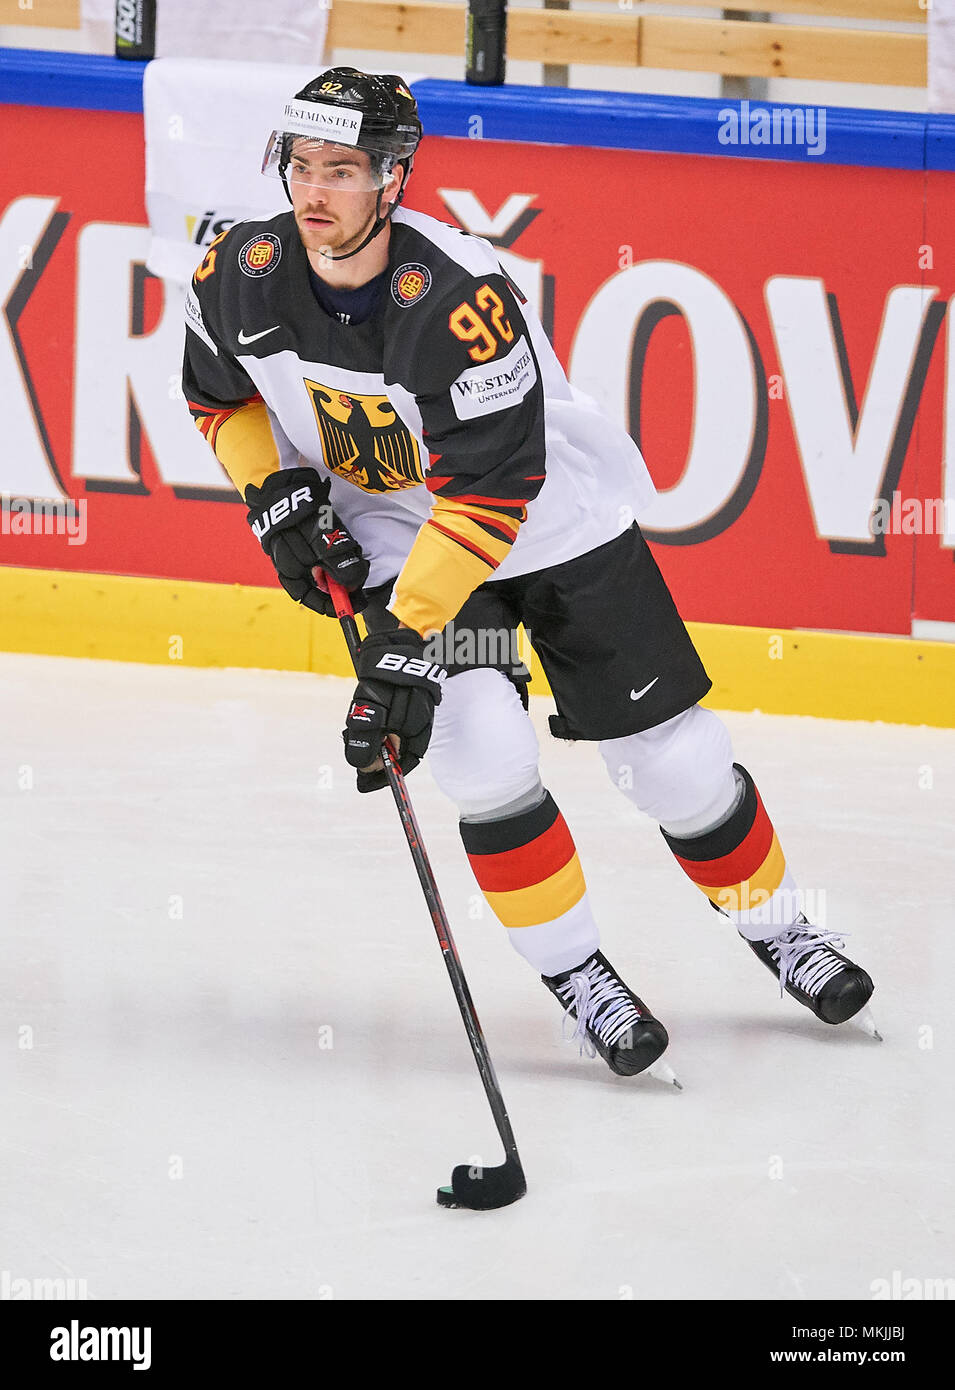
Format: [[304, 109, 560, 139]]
[[1, 652, 952, 1300]]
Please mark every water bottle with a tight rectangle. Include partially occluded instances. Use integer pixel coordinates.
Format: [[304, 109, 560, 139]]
[[115, 0, 157, 60], [466, 0, 507, 86]]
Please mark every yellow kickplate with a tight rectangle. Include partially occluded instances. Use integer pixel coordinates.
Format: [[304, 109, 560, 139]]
[[0, 566, 952, 727]]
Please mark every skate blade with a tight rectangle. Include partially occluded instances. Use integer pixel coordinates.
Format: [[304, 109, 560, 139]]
[[647, 1058, 683, 1090], [854, 1005, 883, 1041]]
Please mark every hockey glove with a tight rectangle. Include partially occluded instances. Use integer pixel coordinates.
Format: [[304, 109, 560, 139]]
[[343, 629, 447, 793], [245, 466, 369, 616]]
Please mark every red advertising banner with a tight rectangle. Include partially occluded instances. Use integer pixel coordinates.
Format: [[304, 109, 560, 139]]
[[1, 103, 952, 635]]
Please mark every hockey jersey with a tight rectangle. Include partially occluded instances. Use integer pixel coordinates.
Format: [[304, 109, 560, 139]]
[[182, 205, 656, 636]]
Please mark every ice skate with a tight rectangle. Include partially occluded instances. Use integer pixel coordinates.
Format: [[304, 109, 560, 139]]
[[542, 951, 679, 1083], [742, 913, 879, 1034]]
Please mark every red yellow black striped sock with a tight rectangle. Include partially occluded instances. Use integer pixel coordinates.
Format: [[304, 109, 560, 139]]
[[460, 791, 587, 929], [661, 764, 796, 932]]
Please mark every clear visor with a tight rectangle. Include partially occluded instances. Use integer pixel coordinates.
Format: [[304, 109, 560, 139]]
[[262, 132, 399, 194]]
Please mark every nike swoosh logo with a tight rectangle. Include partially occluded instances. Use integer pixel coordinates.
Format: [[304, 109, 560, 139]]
[[630, 677, 659, 701], [237, 325, 281, 345]]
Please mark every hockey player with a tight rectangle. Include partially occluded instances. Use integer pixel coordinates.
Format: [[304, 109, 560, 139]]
[[182, 68, 876, 1077]]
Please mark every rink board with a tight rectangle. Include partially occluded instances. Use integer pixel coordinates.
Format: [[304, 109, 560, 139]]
[[1, 50, 954, 721], [1, 562, 952, 727]]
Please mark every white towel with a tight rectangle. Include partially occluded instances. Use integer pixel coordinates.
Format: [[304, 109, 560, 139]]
[[144, 58, 427, 285], [81, 0, 328, 62], [144, 57, 323, 283], [930, 0, 955, 114]]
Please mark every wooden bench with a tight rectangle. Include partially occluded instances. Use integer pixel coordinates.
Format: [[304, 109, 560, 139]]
[[327, 0, 927, 88], [0, 0, 929, 88]]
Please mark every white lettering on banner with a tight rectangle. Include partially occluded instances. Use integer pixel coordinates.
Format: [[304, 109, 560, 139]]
[[765, 278, 939, 544], [438, 191, 536, 241], [438, 190, 546, 325], [72, 224, 233, 492], [450, 336, 536, 420], [0, 196, 65, 500], [943, 296, 955, 550], [570, 262, 758, 539], [4, 184, 953, 569]]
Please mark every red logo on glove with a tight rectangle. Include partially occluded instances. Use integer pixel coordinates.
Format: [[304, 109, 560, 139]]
[[349, 703, 376, 721]]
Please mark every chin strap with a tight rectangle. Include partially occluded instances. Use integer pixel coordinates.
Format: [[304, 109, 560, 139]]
[[318, 187, 393, 262]]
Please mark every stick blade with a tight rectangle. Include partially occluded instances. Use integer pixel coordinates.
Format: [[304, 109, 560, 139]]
[[436, 1157, 526, 1211]]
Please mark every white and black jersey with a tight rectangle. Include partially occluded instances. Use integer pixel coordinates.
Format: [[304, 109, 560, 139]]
[[182, 206, 655, 635]]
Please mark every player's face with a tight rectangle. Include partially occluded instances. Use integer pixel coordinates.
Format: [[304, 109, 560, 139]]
[[288, 141, 401, 258]]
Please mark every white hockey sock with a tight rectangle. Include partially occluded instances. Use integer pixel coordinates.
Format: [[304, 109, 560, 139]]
[[506, 898, 601, 979]]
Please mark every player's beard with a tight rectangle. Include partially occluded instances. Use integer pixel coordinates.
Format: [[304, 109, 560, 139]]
[[297, 200, 380, 261]]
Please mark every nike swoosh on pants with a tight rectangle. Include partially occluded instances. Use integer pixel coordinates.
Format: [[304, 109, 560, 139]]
[[630, 677, 660, 701]]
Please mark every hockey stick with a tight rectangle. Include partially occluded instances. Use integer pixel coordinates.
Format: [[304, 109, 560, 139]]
[[326, 577, 527, 1211]]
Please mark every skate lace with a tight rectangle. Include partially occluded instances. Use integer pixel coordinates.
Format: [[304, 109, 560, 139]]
[[557, 960, 642, 1055], [770, 922, 848, 997]]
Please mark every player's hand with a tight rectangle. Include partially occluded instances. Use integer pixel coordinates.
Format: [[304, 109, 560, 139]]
[[245, 466, 369, 616], [343, 630, 446, 792]]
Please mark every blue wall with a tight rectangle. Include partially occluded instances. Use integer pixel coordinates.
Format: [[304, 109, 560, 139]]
[[2, 46, 953, 170]]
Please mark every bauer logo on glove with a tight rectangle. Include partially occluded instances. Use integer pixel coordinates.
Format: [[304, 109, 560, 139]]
[[244, 466, 370, 617], [375, 652, 446, 684], [344, 628, 447, 793], [249, 484, 315, 541]]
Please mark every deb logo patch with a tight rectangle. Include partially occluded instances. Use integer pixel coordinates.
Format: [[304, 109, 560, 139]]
[[239, 233, 282, 277], [391, 262, 432, 308]]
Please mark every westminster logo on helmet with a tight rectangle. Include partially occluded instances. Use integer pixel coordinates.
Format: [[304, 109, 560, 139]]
[[304, 382, 425, 493], [239, 233, 282, 278], [391, 263, 432, 308]]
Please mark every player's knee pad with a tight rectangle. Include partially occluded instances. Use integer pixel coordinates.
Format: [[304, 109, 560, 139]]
[[427, 668, 541, 817], [599, 704, 737, 831]]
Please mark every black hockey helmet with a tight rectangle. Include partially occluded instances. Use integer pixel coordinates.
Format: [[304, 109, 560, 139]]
[[262, 68, 422, 258], [294, 67, 421, 177]]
